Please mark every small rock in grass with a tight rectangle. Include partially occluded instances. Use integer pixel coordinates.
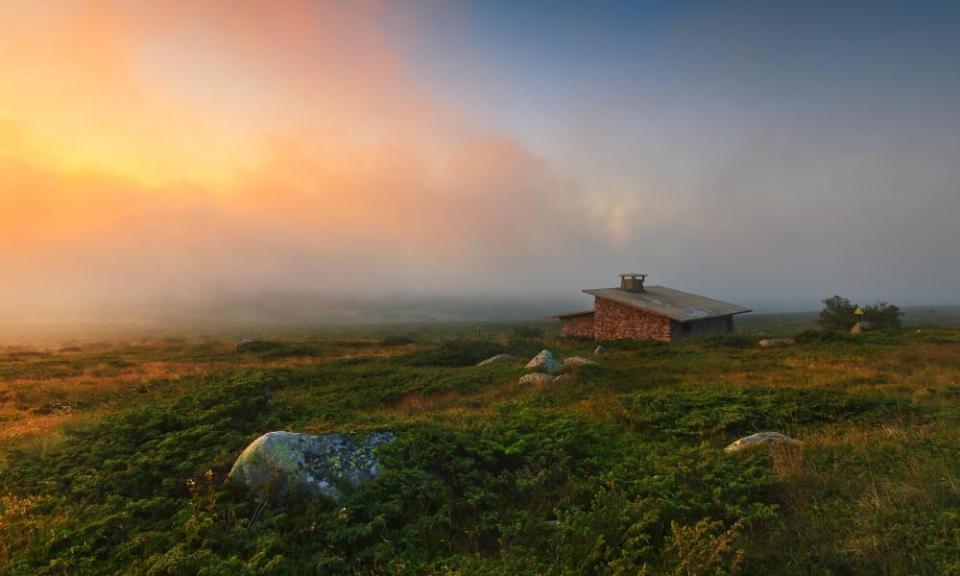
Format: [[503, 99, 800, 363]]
[[227, 431, 396, 501], [724, 432, 799, 453], [594, 345, 606, 356], [476, 353, 513, 367], [33, 400, 73, 415], [758, 338, 795, 348], [519, 373, 557, 385], [525, 350, 562, 374], [563, 356, 596, 367]]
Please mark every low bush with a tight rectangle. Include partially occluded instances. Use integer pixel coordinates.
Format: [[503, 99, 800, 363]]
[[0, 391, 781, 575], [399, 340, 508, 367], [615, 386, 924, 439], [794, 328, 850, 343], [380, 334, 418, 346], [510, 324, 545, 339], [693, 332, 758, 349]]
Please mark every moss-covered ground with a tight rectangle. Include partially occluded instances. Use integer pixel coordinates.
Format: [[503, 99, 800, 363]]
[[1, 325, 959, 574]]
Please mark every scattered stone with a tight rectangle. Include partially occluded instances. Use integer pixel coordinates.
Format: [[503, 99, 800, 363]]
[[519, 373, 557, 385], [525, 350, 562, 374], [758, 338, 795, 348], [33, 400, 73, 415], [227, 431, 396, 501], [724, 432, 800, 453], [476, 353, 514, 367], [563, 356, 596, 367], [594, 345, 606, 356], [553, 373, 574, 384]]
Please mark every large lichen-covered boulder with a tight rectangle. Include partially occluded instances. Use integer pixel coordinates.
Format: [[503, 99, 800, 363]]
[[724, 432, 799, 453], [227, 431, 395, 500], [525, 350, 562, 374]]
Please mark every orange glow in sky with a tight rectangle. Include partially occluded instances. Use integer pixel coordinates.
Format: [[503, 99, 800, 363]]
[[3, 0, 960, 321], [0, 0, 610, 319]]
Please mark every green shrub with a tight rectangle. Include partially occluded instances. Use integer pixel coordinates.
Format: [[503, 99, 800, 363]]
[[399, 340, 508, 367], [863, 301, 903, 330], [694, 332, 758, 349], [794, 328, 850, 343], [615, 386, 923, 438], [235, 340, 283, 352], [380, 334, 418, 346], [510, 325, 545, 339], [818, 295, 858, 332]]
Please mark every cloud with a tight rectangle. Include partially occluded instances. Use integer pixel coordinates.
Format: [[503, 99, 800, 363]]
[[7, 0, 958, 324], [0, 1, 631, 321]]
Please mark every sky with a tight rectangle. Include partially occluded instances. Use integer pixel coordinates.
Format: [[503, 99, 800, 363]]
[[1, 0, 959, 322]]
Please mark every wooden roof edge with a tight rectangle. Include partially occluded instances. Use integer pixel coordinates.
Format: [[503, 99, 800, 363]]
[[548, 309, 596, 320]]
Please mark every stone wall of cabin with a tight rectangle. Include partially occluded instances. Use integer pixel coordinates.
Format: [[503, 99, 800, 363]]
[[594, 298, 672, 342], [559, 313, 596, 338]]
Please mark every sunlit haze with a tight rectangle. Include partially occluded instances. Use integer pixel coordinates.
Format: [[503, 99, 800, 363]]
[[2, 0, 959, 325]]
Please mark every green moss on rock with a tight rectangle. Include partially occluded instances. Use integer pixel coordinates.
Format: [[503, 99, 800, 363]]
[[227, 431, 396, 501]]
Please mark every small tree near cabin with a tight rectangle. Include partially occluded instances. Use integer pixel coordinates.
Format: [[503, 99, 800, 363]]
[[863, 301, 903, 330], [818, 295, 858, 332], [818, 295, 903, 332]]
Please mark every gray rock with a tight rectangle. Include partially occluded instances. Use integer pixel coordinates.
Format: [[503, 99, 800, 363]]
[[519, 373, 557, 385], [227, 431, 395, 500], [724, 432, 799, 453], [476, 353, 514, 367], [594, 345, 606, 356], [563, 356, 596, 367], [758, 338, 795, 348], [525, 349, 562, 374]]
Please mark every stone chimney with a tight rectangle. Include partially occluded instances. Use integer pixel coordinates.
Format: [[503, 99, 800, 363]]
[[619, 273, 647, 292]]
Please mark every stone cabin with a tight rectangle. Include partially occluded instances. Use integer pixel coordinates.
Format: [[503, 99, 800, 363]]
[[553, 273, 751, 342]]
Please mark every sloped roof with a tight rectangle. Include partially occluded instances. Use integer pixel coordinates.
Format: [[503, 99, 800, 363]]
[[550, 309, 596, 319], [582, 285, 751, 323]]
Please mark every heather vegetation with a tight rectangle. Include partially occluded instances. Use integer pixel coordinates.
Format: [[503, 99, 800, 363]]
[[1, 321, 960, 574]]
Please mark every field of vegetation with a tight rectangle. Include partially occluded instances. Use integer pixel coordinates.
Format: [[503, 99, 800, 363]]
[[1, 321, 959, 574]]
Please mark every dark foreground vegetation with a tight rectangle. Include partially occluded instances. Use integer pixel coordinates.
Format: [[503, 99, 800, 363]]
[[1, 324, 960, 574]]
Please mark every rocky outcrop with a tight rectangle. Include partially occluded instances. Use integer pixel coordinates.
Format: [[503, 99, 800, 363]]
[[525, 350, 562, 374], [476, 353, 514, 367], [519, 373, 557, 385], [758, 338, 796, 348], [227, 431, 395, 500], [724, 432, 799, 453]]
